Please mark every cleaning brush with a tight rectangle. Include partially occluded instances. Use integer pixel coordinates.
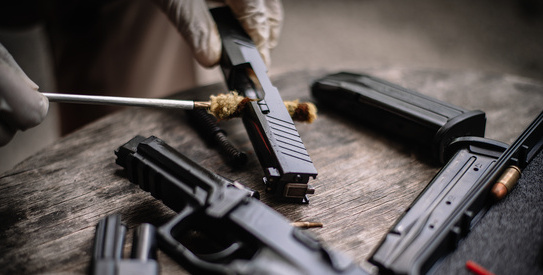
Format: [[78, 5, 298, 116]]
[[43, 92, 317, 123]]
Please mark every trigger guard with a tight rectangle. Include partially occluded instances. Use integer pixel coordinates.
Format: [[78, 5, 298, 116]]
[[196, 241, 243, 262], [157, 207, 243, 273]]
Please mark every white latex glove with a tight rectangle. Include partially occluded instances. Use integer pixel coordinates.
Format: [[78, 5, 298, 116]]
[[153, 0, 283, 68], [0, 43, 49, 146]]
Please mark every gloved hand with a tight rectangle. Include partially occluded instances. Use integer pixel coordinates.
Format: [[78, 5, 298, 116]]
[[0, 43, 49, 146], [153, 0, 283, 68]]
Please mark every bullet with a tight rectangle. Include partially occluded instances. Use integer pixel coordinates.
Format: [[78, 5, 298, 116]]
[[490, 165, 521, 201], [291, 221, 324, 229]]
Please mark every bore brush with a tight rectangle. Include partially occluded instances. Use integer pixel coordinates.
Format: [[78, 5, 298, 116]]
[[43, 92, 317, 123]]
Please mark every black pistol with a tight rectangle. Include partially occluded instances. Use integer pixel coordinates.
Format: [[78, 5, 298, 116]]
[[115, 135, 367, 275], [91, 214, 158, 275], [211, 7, 318, 203], [311, 72, 487, 164]]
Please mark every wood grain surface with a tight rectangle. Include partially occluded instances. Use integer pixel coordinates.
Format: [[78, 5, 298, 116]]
[[1, 68, 542, 274]]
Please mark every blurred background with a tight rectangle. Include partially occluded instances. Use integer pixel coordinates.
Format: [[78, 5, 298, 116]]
[[1, 0, 542, 173]]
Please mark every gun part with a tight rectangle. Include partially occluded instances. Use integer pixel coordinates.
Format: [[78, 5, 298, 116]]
[[311, 72, 487, 164], [91, 214, 158, 275], [115, 135, 367, 275], [186, 109, 247, 167], [211, 7, 318, 203], [44, 93, 210, 110], [369, 110, 543, 274]]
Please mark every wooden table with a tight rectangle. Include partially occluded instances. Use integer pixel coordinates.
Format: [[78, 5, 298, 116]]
[[1, 68, 542, 274]]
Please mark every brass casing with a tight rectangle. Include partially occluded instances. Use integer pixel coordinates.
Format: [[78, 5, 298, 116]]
[[497, 165, 522, 191]]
